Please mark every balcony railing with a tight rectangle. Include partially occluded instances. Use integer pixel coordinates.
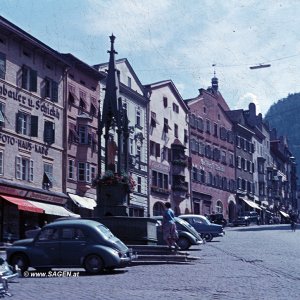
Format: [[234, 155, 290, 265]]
[[172, 182, 188, 192]]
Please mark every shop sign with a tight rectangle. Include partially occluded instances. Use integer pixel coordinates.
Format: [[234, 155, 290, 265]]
[[0, 130, 49, 156], [26, 191, 66, 204], [0, 83, 60, 119], [0, 185, 27, 197]]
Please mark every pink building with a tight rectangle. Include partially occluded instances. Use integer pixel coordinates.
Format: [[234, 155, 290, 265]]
[[61, 54, 104, 217], [186, 77, 235, 219]]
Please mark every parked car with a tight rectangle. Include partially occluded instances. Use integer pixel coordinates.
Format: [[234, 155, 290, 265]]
[[207, 213, 227, 227], [233, 211, 258, 226], [179, 214, 225, 242], [152, 216, 203, 250], [6, 219, 134, 274]]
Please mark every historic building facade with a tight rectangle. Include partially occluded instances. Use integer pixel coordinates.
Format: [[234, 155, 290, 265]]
[[186, 77, 235, 220], [95, 58, 150, 217], [146, 80, 191, 216], [0, 16, 77, 241], [61, 53, 104, 217]]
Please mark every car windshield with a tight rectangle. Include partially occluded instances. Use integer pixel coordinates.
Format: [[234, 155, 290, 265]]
[[96, 225, 114, 239]]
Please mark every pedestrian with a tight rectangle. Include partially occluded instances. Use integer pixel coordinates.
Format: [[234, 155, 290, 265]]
[[290, 212, 297, 232], [162, 202, 178, 250]]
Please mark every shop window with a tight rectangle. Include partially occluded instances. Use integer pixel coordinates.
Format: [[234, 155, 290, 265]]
[[44, 121, 55, 144], [216, 200, 223, 213], [15, 156, 33, 182], [21, 65, 37, 92], [0, 52, 6, 79]]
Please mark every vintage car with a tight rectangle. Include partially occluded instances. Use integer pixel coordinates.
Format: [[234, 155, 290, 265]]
[[233, 211, 259, 226], [179, 214, 225, 242], [6, 219, 133, 274], [152, 216, 203, 250]]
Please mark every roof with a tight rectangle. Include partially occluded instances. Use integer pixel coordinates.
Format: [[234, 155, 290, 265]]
[[0, 15, 69, 67], [61, 53, 105, 80]]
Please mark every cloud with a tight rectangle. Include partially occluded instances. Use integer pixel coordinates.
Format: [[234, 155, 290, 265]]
[[235, 93, 261, 113]]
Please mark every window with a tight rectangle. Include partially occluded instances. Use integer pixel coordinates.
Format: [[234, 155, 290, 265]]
[[206, 120, 210, 133], [68, 159, 75, 179], [79, 125, 88, 144], [68, 85, 76, 104], [163, 118, 170, 133], [190, 114, 195, 127], [214, 123, 218, 137], [174, 124, 178, 138], [237, 156, 241, 168], [16, 112, 38, 137], [43, 163, 53, 188], [44, 121, 55, 144], [129, 138, 134, 155], [229, 153, 234, 166], [78, 162, 91, 182], [151, 111, 158, 127], [173, 103, 179, 113], [90, 103, 97, 117], [79, 91, 86, 112], [0, 102, 5, 127], [91, 165, 96, 180], [152, 171, 168, 190], [216, 200, 223, 213], [163, 97, 168, 108], [16, 156, 33, 181], [0, 151, 3, 175], [197, 117, 204, 131], [221, 150, 226, 164], [22, 65, 37, 92], [184, 129, 188, 144], [0, 52, 6, 79], [137, 176, 142, 193], [44, 78, 58, 102], [136, 108, 141, 127], [127, 76, 131, 88]]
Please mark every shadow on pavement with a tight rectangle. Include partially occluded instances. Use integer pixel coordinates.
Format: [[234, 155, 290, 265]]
[[230, 225, 293, 232]]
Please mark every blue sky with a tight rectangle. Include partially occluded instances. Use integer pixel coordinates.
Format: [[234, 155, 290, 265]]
[[2, 0, 300, 115]]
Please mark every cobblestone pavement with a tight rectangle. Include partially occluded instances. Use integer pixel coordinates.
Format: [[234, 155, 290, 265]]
[[4, 224, 300, 300]]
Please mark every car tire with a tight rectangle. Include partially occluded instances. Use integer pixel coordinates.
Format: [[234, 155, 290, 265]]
[[84, 254, 104, 274], [203, 233, 213, 242], [177, 237, 191, 250], [10, 253, 29, 272]]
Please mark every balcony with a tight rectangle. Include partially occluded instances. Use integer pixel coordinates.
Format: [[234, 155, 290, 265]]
[[150, 186, 170, 195], [172, 182, 188, 192]]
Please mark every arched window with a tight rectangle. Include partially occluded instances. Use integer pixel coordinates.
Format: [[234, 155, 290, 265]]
[[153, 202, 165, 216], [216, 200, 223, 213]]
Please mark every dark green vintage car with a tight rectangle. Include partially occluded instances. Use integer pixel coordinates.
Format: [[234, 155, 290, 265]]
[[6, 219, 133, 274]]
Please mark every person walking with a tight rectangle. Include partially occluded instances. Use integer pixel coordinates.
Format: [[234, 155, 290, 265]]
[[290, 212, 298, 232], [162, 202, 178, 250]]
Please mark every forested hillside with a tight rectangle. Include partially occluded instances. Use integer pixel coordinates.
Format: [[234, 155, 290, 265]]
[[264, 93, 300, 184]]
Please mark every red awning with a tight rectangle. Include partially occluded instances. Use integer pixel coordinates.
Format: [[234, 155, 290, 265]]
[[0, 195, 44, 213]]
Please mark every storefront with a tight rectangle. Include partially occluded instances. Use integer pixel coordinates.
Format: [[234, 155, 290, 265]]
[[0, 181, 78, 242]]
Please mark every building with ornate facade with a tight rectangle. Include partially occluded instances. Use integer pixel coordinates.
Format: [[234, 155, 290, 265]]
[[146, 80, 191, 216], [60, 53, 104, 217], [95, 58, 150, 217], [0, 16, 77, 241], [186, 77, 236, 221]]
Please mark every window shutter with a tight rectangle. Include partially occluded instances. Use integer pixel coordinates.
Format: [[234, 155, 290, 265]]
[[30, 115, 38, 137], [44, 121, 55, 144], [30, 69, 37, 92], [21, 65, 28, 89], [15, 156, 21, 179], [52, 80, 58, 102], [156, 143, 160, 157], [29, 160, 34, 182], [0, 52, 6, 79], [16, 112, 21, 133]]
